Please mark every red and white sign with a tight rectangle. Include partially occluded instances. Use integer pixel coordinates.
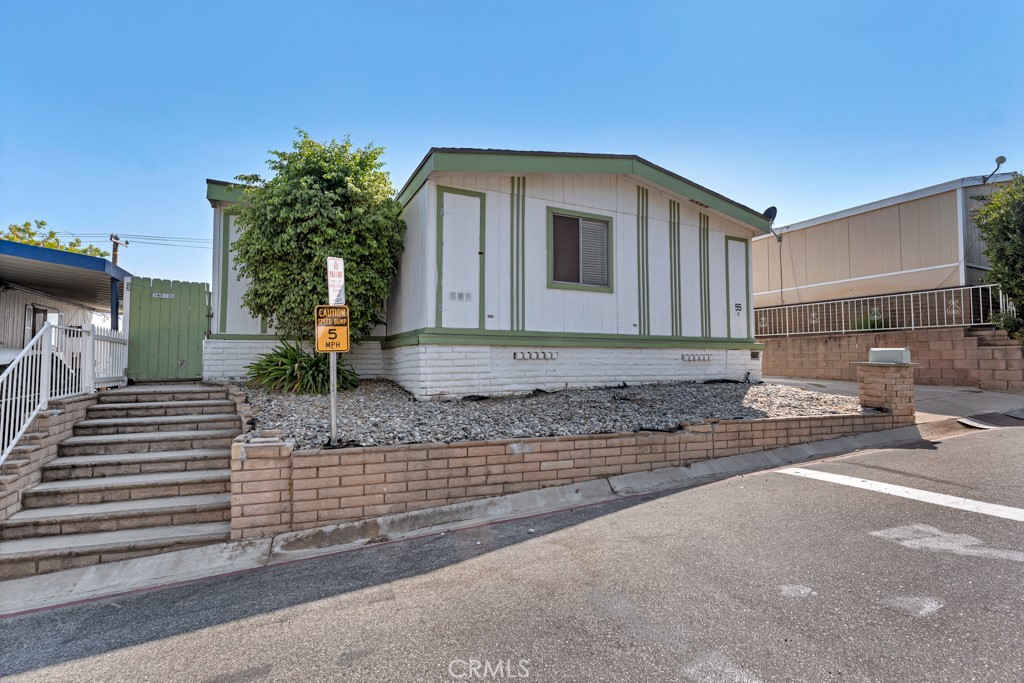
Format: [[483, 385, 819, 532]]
[[327, 257, 345, 306]]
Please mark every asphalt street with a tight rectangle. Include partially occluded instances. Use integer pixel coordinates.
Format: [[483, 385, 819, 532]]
[[2, 426, 1023, 682]]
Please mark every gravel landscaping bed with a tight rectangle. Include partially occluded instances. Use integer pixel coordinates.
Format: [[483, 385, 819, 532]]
[[242, 380, 873, 449]]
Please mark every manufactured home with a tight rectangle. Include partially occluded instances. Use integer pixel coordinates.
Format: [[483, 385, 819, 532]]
[[206, 148, 772, 398], [753, 173, 1014, 308]]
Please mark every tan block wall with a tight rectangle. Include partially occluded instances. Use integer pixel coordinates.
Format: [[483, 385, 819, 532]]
[[0, 395, 97, 522], [762, 327, 1024, 392], [230, 361, 915, 540]]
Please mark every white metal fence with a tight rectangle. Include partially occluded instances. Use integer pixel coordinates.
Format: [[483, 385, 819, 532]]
[[754, 284, 1015, 338], [0, 323, 128, 466]]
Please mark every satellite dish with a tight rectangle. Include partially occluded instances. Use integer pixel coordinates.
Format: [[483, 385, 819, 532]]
[[763, 206, 778, 222], [996, 155, 1007, 164], [983, 156, 1007, 184]]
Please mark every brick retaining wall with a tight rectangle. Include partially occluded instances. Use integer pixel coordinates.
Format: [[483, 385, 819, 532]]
[[230, 363, 916, 540], [0, 395, 97, 522], [761, 327, 1024, 391]]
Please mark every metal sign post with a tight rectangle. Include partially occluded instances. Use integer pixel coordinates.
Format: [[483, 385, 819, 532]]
[[322, 258, 346, 447]]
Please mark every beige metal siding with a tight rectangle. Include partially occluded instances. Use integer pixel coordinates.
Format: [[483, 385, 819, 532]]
[[0, 286, 91, 348], [754, 189, 962, 306], [963, 181, 1003, 272]]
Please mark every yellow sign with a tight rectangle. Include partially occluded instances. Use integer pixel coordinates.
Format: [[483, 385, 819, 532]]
[[315, 305, 350, 353]]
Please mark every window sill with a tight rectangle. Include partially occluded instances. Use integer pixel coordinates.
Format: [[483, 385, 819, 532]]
[[547, 281, 614, 294]]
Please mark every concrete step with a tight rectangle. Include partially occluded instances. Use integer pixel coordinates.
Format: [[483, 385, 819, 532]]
[[73, 413, 241, 436], [42, 448, 232, 481], [59, 429, 240, 456], [977, 337, 1023, 348], [21, 469, 231, 508], [96, 384, 230, 404], [0, 522, 231, 581], [0, 493, 230, 539], [87, 399, 238, 419]]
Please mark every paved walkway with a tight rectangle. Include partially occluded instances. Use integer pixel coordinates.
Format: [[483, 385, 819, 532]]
[[767, 376, 1024, 424]]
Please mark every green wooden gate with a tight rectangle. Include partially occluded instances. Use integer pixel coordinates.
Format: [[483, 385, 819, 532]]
[[127, 278, 210, 381]]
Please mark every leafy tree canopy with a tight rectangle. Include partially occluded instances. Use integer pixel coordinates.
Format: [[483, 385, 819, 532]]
[[3, 220, 110, 257], [973, 172, 1024, 305], [232, 131, 406, 341]]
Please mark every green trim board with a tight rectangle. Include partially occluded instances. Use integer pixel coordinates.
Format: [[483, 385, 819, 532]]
[[381, 326, 763, 350], [435, 185, 487, 330], [724, 236, 751, 339], [698, 213, 711, 337], [510, 177, 527, 330], [635, 186, 651, 335], [219, 210, 231, 334], [545, 205, 615, 294], [206, 180, 247, 205], [668, 200, 683, 337], [397, 149, 770, 232]]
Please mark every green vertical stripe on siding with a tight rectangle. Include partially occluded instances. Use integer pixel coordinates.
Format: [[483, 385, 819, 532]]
[[699, 213, 710, 338], [509, 176, 526, 331], [219, 212, 230, 333], [635, 186, 650, 335], [669, 200, 681, 337]]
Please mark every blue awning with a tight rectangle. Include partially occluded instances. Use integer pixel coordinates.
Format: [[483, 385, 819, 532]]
[[0, 240, 132, 313]]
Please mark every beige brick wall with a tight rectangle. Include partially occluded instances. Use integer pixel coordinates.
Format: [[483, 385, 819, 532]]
[[762, 327, 1024, 392], [0, 395, 97, 522], [231, 396, 910, 540]]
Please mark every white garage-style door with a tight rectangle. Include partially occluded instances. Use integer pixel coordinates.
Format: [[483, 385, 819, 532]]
[[438, 187, 485, 329]]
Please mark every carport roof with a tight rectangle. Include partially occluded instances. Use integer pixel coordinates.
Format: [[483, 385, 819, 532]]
[[0, 240, 132, 312]]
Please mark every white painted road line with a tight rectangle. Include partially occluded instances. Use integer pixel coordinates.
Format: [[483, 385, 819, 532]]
[[777, 467, 1024, 522]]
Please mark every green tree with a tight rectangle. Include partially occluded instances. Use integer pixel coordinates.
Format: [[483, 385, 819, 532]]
[[973, 173, 1024, 304], [232, 131, 405, 341], [3, 220, 110, 257]]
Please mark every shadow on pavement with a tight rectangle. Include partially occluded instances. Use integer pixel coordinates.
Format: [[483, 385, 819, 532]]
[[0, 489, 676, 678]]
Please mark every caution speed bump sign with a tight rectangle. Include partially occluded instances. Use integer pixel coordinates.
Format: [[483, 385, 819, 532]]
[[315, 305, 350, 353]]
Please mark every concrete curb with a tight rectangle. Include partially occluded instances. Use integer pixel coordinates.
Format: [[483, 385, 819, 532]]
[[0, 419, 972, 617]]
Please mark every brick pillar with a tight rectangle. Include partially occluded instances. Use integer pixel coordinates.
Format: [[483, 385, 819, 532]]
[[855, 362, 917, 428], [230, 431, 294, 540]]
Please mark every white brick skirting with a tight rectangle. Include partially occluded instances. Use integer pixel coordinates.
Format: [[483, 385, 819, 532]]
[[203, 339, 762, 398], [202, 339, 385, 381]]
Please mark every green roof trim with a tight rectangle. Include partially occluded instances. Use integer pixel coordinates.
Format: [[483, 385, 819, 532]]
[[206, 179, 247, 205], [397, 149, 770, 233]]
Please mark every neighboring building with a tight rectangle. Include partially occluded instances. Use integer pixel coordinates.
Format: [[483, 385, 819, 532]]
[[0, 240, 129, 367], [206, 148, 771, 398], [752, 173, 1014, 307]]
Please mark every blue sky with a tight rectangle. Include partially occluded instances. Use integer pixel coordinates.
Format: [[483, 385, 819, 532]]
[[2, 0, 1021, 284]]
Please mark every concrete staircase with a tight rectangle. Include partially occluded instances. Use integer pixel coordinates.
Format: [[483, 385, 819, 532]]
[[0, 384, 242, 580]]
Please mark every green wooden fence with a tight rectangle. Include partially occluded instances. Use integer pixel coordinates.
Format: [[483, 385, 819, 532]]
[[126, 277, 210, 381]]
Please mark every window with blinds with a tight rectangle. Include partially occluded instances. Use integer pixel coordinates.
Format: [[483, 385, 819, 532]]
[[551, 213, 609, 287]]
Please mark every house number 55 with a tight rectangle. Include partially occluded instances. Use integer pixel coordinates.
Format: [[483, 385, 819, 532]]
[[734, 303, 743, 316]]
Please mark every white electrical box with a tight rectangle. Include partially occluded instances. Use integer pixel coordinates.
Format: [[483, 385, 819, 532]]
[[868, 347, 911, 364]]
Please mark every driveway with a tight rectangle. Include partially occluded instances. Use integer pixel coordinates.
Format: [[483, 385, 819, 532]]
[[2, 426, 1023, 682]]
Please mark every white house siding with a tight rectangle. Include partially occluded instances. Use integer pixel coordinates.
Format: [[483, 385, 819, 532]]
[[212, 206, 264, 336], [387, 184, 432, 335], [202, 338, 385, 381], [0, 285, 92, 348], [428, 172, 755, 339]]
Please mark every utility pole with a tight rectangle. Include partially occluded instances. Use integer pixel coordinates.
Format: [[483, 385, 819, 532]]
[[109, 234, 129, 265]]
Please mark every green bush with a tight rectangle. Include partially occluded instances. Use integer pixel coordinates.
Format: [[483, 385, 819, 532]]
[[246, 341, 359, 394], [852, 314, 889, 331], [990, 310, 1024, 341]]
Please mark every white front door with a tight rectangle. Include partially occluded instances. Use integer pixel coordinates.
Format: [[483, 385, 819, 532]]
[[440, 190, 482, 329]]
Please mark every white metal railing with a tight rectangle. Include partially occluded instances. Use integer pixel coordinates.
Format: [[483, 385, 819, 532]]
[[0, 322, 128, 466], [754, 284, 1014, 337]]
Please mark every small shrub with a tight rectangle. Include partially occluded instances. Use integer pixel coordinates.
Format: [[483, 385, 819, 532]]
[[852, 314, 889, 331], [246, 341, 359, 394], [990, 310, 1024, 341]]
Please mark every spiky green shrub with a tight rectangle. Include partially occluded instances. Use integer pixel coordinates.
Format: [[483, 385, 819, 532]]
[[246, 341, 358, 394]]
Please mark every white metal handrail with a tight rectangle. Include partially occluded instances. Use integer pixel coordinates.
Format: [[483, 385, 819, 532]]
[[0, 322, 129, 467], [754, 284, 1014, 337]]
